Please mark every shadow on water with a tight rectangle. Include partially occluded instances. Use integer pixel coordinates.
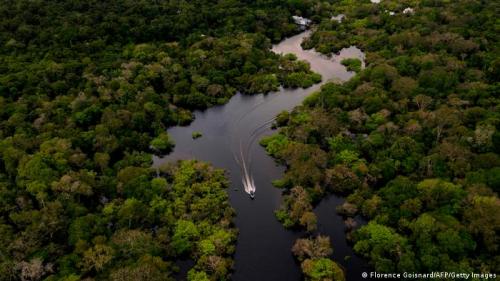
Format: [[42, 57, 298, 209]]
[[154, 31, 369, 281], [314, 196, 371, 280]]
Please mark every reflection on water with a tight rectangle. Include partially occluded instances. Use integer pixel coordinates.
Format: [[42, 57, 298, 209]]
[[154, 31, 369, 281]]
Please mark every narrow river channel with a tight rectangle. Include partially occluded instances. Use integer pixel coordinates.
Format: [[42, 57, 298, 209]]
[[154, 30, 370, 281]]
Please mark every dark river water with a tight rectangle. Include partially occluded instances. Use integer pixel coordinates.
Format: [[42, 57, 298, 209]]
[[154, 30, 370, 281]]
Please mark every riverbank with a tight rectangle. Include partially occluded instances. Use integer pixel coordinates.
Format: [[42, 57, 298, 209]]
[[155, 30, 368, 281]]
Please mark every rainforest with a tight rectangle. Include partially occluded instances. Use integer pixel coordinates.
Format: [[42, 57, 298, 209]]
[[0, 0, 498, 281]]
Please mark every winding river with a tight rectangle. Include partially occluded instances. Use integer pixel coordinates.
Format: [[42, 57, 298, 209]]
[[154, 30, 370, 281]]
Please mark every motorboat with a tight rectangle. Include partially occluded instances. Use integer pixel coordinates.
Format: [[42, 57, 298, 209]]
[[249, 191, 255, 199]]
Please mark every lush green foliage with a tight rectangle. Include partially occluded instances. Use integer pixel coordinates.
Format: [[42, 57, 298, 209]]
[[192, 131, 203, 139], [265, 0, 500, 275], [150, 133, 175, 155], [0, 157, 236, 280], [275, 186, 317, 231], [2, 0, 499, 279], [341, 58, 362, 73], [0, 0, 329, 280], [292, 236, 345, 281]]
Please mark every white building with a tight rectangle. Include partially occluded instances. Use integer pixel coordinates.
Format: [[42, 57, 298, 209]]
[[403, 7, 415, 14], [292, 16, 312, 27]]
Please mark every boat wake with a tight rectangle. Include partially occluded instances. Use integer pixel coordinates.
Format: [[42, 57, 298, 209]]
[[240, 141, 256, 196], [231, 105, 276, 198]]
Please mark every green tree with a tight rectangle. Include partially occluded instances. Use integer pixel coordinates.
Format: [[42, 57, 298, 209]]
[[301, 258, 345, 281], [171, 220, 200, 255], [150, 133, 175, 154]]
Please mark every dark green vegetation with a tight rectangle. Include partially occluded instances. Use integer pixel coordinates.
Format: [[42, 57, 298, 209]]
[[1, 158, 236, 280], [292, 236, 345, 281], [264, 0, 499, 275], [340, 58, 362, 73], [0, 0, 328, 280], [192, 131, 203, 140]]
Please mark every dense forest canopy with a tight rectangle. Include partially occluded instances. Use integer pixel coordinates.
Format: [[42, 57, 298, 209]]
[[0, 0, 325, 280], [262, 0, 499, 278], [1, 0, 499, 280]]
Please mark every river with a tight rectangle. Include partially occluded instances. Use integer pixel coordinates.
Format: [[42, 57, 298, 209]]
[[154, 30, 370, 281]]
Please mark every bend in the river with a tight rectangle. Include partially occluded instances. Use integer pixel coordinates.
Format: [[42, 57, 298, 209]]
[[154, 30, 370, 281]]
